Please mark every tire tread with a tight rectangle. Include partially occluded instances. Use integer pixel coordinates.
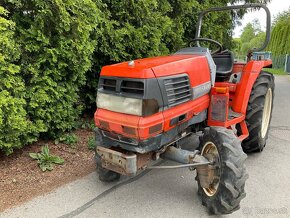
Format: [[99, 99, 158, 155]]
[[238, 71, 275, 152], [197, 127, 248, 214]]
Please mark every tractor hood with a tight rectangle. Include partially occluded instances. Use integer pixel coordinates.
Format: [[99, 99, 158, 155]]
[[100, 54, 209, 79]]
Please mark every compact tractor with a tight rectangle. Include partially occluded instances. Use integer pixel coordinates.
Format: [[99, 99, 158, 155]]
[[94, 4, 275, 214]]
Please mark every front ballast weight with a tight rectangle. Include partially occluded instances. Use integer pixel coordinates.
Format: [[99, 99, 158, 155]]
[[96, 127, 248, 214]]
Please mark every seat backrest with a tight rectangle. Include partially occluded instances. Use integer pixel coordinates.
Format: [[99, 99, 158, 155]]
[[212, 51, 234, 74], [212, 51, 234, 81]]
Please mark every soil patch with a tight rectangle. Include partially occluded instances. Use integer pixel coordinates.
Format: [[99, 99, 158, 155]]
[[0, 129, 95, 212]]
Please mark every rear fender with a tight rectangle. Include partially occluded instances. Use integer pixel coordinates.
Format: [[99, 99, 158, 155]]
[[232, 60, 272, 114]]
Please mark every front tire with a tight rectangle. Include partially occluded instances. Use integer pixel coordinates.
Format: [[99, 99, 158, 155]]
[[197, 127, 248, 214], [240, 71, 275, 153]]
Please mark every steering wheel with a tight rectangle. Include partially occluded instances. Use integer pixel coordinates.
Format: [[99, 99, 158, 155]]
[[189, 38, 223, 55]]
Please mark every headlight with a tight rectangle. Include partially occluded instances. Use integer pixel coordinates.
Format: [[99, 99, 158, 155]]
[[97, 93, 159, 117]]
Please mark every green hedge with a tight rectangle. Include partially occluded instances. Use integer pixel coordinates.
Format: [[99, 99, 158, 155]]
[[0, 6, 35, 154], [1, 0, 100, 154], [0, 0, 268, 154]]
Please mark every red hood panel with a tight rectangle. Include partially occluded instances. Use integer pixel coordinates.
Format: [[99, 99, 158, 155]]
[[100, 55, 200, 79]]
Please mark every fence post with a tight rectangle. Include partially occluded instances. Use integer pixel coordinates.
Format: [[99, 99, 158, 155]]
[[286, 54, 290, 74]]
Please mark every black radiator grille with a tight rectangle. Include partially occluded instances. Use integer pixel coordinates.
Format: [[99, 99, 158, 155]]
[[102, 79, 116, 91], [164, 76, 191, 107], [121, 81, 144, 95], [100, 78, 144, 96]]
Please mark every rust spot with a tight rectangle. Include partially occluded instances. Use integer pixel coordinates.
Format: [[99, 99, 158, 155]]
[[137, 152, 152, 170]]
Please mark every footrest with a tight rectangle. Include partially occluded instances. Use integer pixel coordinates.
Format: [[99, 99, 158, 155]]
[[228, 109, 243, 120]]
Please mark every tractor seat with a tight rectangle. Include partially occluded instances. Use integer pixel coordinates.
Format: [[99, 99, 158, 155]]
[[212, 51, 234, 82]]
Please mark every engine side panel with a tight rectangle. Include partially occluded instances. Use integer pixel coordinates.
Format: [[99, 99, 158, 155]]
[[152, 55, 211, 87]]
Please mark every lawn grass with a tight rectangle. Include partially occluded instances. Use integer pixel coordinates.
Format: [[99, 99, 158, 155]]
[[263, 68, 288, 75]]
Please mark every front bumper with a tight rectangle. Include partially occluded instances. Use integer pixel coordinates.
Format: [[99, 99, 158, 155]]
[[95, 121, 188, 154]]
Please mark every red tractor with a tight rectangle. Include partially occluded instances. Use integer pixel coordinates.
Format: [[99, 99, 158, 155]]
[[94, 4, 274, 214]]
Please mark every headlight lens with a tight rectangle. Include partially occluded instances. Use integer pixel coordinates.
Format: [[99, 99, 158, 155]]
[[97, 93, 159, 116]]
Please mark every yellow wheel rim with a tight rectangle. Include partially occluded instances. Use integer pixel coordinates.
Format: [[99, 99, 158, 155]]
[[201, 142, 221, 196], [261, 88, 272, 138]]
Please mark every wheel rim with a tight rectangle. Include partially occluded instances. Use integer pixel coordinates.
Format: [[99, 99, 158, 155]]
[[201, 142, 221, 197], [261, 88, 272, 138]]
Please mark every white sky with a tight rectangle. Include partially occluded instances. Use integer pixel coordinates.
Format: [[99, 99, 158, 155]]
[[233, 0, 290, 37]]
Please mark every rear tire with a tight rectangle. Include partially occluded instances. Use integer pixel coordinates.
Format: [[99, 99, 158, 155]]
[[95, 153, 121, 182], [197, 127, 248, 214], [239, 71, 275, 153]]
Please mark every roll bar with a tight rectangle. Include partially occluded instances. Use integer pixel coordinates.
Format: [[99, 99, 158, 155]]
[[195, 4, 271, 52]]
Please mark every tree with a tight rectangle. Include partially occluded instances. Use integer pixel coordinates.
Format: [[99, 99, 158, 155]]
[[238, 19, 266, 55], [252, 18, 262, 34], [240, 23, 255, 43], [268, 8, 290, 55]]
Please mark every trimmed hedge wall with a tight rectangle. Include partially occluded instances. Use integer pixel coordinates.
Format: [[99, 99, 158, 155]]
[[1, 1, 100, 154], [0, 6, 34, 154]]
